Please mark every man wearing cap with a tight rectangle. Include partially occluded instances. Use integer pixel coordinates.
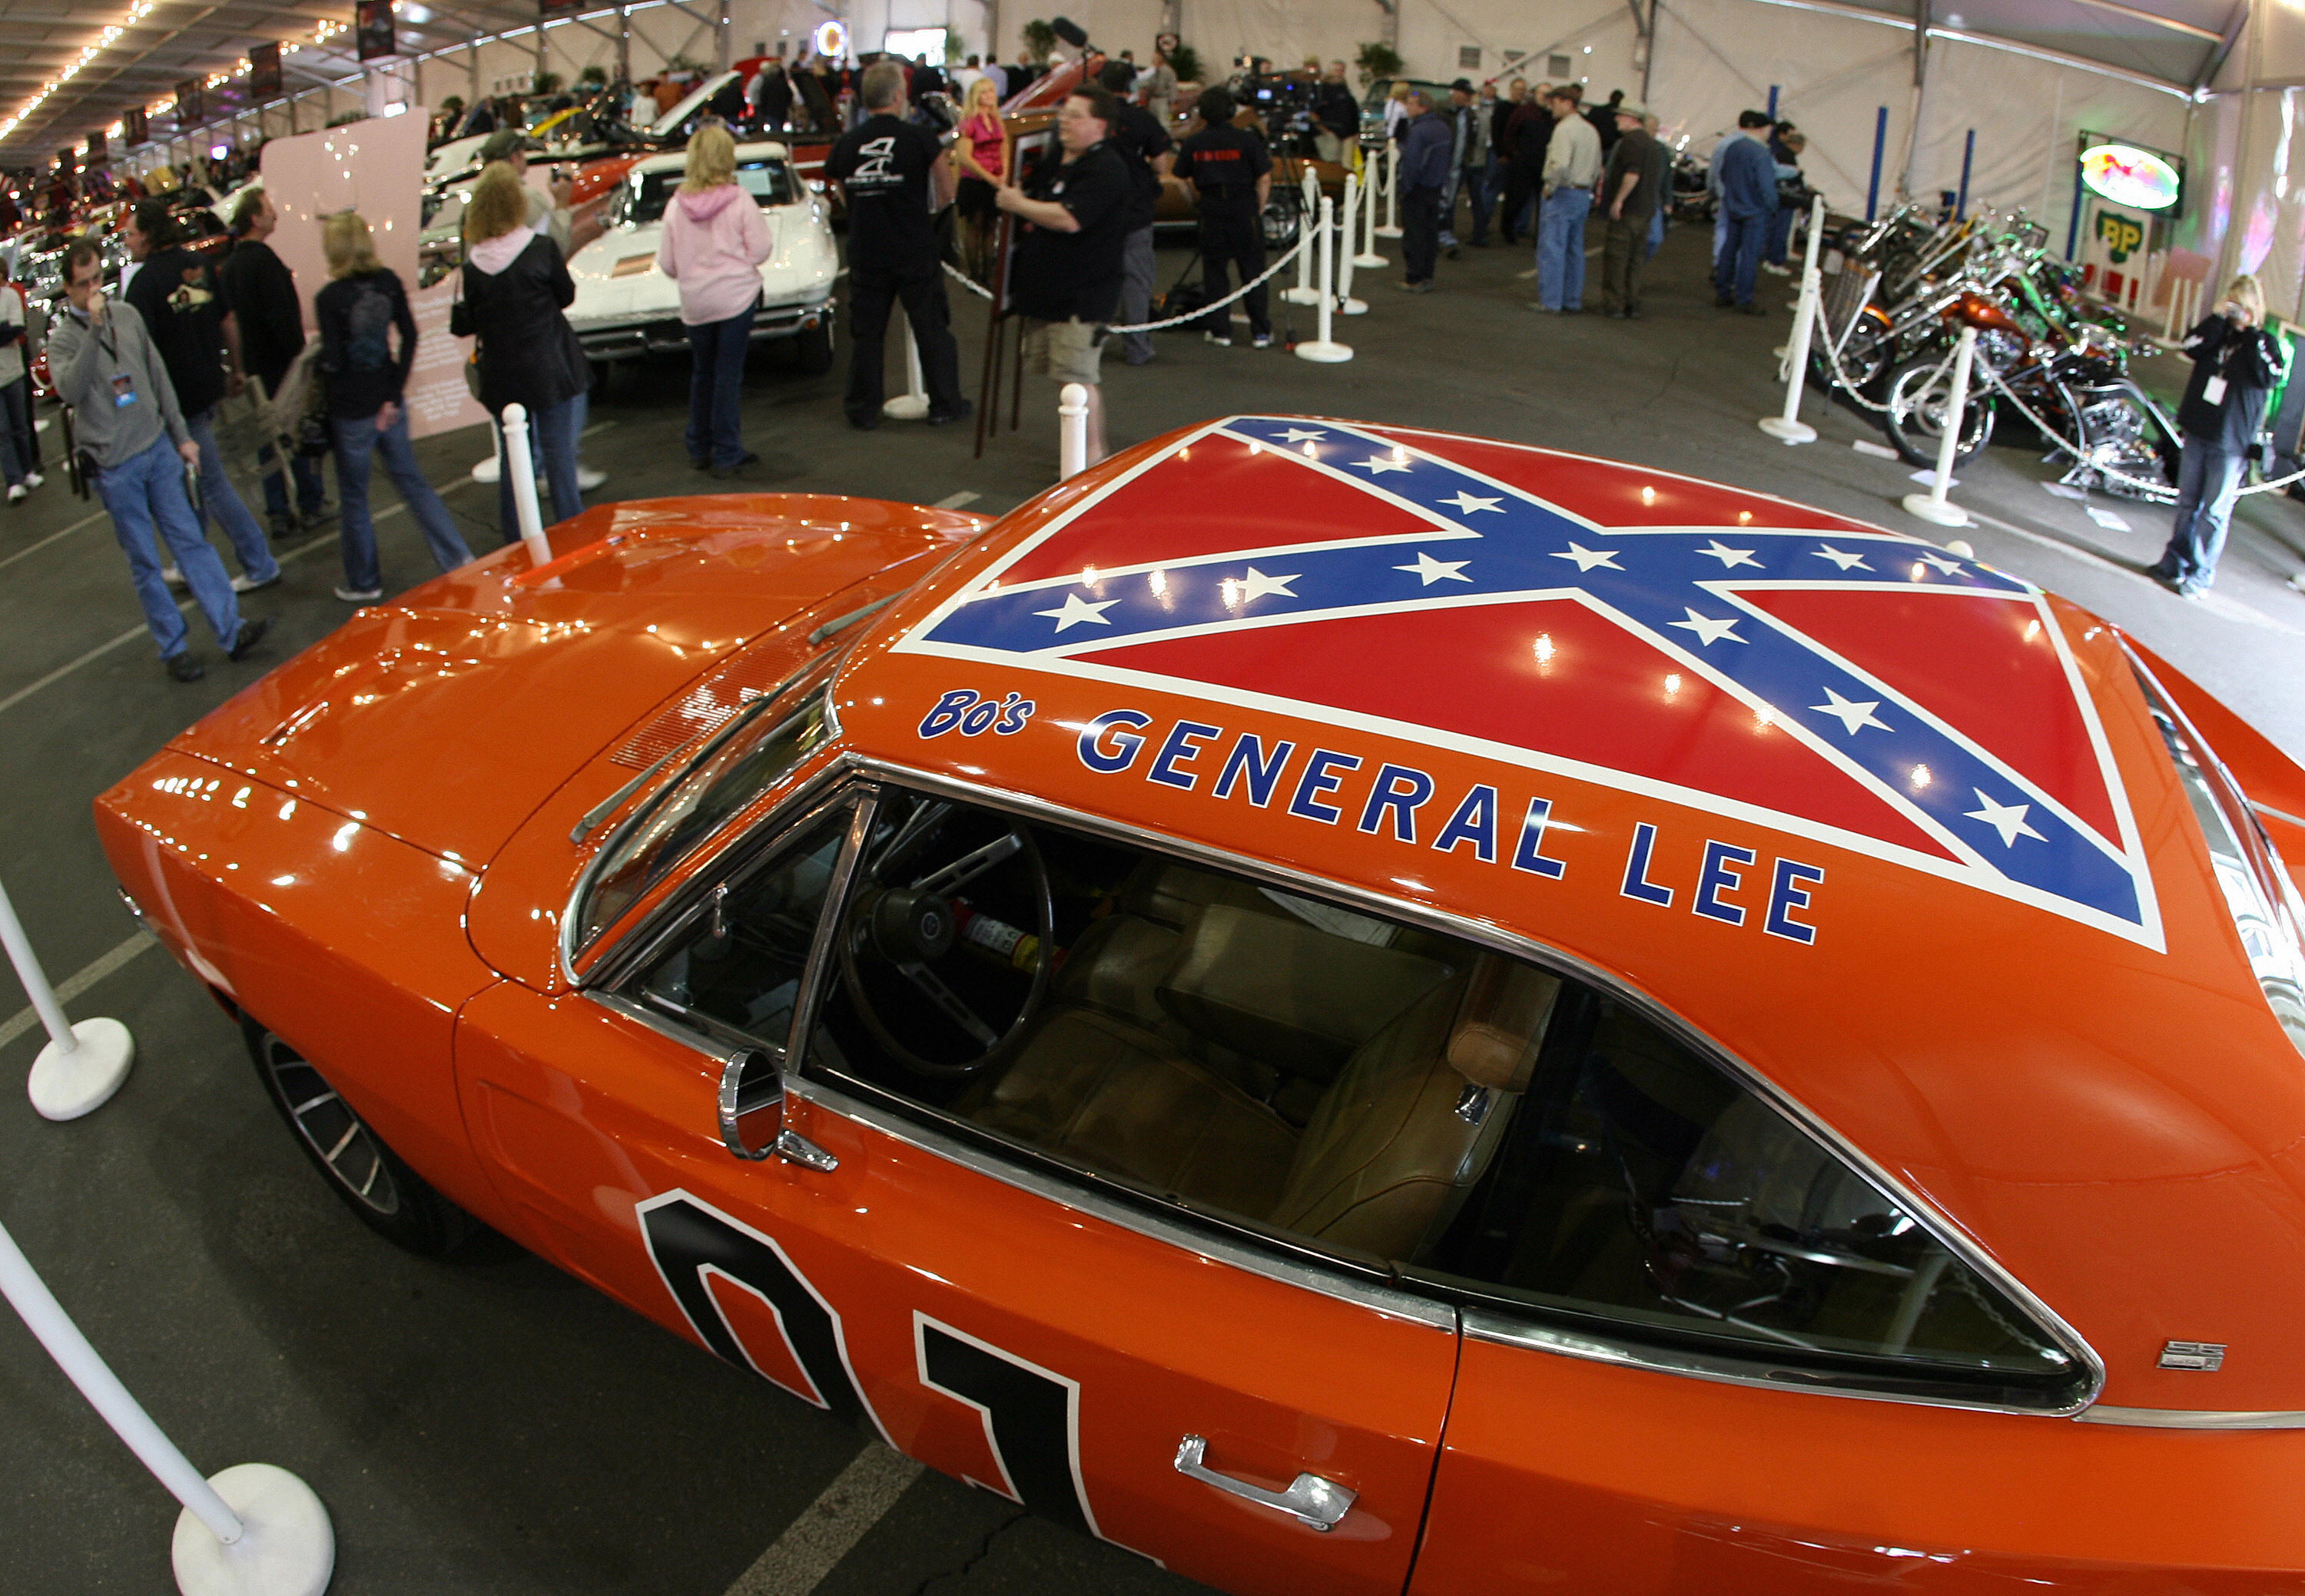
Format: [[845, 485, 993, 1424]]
[[1438, 79, 1487, 254], [1598, 101, 1660, 318], [479, 128, 574, 255], [1395, 89, 1452, 293]]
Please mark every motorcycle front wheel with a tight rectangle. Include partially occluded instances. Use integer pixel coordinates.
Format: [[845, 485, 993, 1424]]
[[1880, 353, 1996, 468]]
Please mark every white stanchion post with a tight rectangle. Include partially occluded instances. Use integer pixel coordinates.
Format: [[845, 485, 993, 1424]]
[[469, 418, 501, 485], [501, 403, 553, 566], [1355, 146, 1385, 266], [1901, 325, 1977, 529], [1759, 194, 1829, 444], [1295, 197, 1353, 363], [1336, 174, 1367, 315], [1375, 141, 1401, 238], [1282, 168, 1321, 305], [0, 878, 133, 1121], [0, 1218, 334, 1596], [882, 305, 930, 421], [1058, 383, 1089, 479]]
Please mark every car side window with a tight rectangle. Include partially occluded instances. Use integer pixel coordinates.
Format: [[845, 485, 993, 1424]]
[[796, 787, 1565, 1270], [1417, 994, 2088, 1408], [620, 809, 851, 1051]]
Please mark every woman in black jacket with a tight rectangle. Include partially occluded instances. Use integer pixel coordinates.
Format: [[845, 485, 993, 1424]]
[[2148, 273, 2290, 599], [453, 161, 591, 543]]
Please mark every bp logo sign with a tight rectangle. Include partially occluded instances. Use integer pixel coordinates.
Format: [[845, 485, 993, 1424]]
[[2094, 210, 2145, 264]]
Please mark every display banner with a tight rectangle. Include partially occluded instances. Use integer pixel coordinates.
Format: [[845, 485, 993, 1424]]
[[176, 80, 203, 126], [123, 106, 147, 147], [85, 131, 105, 162], [260, 108, 489, 442], [539, 0, 589, 14], [250, 42, 283, 99], [355, 1, 396, 61]]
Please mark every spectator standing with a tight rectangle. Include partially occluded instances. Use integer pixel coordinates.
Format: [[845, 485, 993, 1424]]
[[1712, 113, 1776, 314], [1498, 81, 1552, 246], [952, 76, 1008, 278], [1146, 36, 1179, 125], [995, 84, 1131, 464], [1448, 79, 1494, 251], [1763, 119, 1799, 270], [1588, 88, 1626, 158], [953, 55, 983, 101], [912, 55, 947, 101], [658, 122, 773, 475], [1487, 81, 1521, 240], [1395, 88, 1451, 293], [1176, 88, 1272, 349], [455, 161, 591, 539], [313, 214, 472, 602], [0, 272, 40, 503], [1531, 87, 1600, 313], [48, 241, 263, 682], [1311, 61, 1358, 166], [1438, 80, 1477, 254], [479, 128, 575, 255], [218, 186, 331, 536], [1383, 81, 1412, 143], [1643, 113, 1671, 260], [1598, 103, 1660, 317], [827, 60, 970, 429], [1099, 60, 1174, 366], [980, 57, 1009, 102], [121, 197, 281, 595], [2149, 276, 2290, 598], [755, 59, 794, 132]]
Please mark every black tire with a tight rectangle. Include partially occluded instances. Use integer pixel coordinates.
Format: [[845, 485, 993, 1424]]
[[1879, 353, 1995, 468], [792, 321, 834, 375], [244, 1020, 482, 1257]]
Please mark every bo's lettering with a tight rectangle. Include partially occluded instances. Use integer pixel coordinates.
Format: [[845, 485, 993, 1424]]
[[920, 689, 1036, 738]]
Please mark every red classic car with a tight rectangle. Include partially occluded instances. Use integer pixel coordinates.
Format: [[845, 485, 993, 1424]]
[[100, 416, 2305, 1592]]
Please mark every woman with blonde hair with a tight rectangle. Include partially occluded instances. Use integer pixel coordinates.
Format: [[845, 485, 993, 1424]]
[[452, 159, 590, 541], [951, 75, 1007, 276], [657, 121, 772, 477], [314, 211, 472, 602], [2148, 271, 2290, 598]]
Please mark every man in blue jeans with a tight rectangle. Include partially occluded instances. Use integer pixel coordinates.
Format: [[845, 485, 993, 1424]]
[[48, 242, 265, 682], [1713, 111, 1777, 315], [1532, 87, 1600, 313]]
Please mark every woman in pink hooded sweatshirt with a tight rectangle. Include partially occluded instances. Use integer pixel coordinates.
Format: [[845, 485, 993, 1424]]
[[657, 122, 774, 478]]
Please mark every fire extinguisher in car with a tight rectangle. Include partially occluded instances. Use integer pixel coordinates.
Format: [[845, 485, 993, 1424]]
[[948, 901, 1055, 974]]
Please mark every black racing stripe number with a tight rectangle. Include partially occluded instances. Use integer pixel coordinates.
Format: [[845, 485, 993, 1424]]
[[915, 1312, 1098, 1538], [638, 1190, 876, 1432]]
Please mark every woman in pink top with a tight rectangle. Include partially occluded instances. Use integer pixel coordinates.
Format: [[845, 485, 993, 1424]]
[[656, 123, 774, 478], [951, 77, 1007, 277]]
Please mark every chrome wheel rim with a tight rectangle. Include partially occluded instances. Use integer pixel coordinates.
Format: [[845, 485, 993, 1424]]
[[259, 1034, 401, 1217]]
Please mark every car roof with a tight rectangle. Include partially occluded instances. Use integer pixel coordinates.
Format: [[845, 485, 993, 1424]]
[[625, 141, 794, 176], [827, 415, 2305, 1398]]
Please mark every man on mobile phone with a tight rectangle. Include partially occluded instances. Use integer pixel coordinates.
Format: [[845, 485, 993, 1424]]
[[48, 240, 266, 682]]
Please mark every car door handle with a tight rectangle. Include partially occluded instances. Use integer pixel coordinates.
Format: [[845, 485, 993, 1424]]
[[1172, 1434, 1356, 1531]]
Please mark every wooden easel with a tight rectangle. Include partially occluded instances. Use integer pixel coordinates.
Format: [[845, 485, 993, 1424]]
[[972, 213, 1028, 459]]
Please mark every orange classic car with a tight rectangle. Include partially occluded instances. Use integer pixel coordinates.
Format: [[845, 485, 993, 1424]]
[[99, 416, 2305, 1592]]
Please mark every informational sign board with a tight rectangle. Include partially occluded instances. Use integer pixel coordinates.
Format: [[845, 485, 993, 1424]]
[[260, 108, 490, 443], [176, 80, 203, 127], [2077, 131, 2183, 219], [250, 42, 283, 101], [122, 107, 147, 147], [355, 1, 396, 62]]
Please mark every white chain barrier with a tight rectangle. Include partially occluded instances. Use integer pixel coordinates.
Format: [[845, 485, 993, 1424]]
[[939, 230, 1312, 337], [1335, 174, 1368, 317], [1902, 324, 1978, 528], [1282, 168, 1322, 307], [1760, 195, 1829, 445]]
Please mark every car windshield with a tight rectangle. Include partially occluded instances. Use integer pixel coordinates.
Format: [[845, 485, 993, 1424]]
[[629, 157, 796, 226], [575, 657, 838, 953]]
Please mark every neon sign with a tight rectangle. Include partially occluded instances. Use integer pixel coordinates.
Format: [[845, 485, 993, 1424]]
[[811, 19, 848, 58], [2080, 144, 2181, 212]]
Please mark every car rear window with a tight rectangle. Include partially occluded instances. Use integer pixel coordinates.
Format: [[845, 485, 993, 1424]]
[[629, 157, 798, 225]]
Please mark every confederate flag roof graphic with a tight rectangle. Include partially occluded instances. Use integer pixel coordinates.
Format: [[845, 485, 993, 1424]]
[[894, 416, 2161, 947]]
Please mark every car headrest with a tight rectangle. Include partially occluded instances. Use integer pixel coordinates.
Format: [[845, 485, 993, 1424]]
[[1446, 955, 1560, 1092]]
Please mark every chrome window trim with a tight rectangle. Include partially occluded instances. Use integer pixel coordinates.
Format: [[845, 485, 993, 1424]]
[[2076, 1406, 2305, 1431], [837, 756, 2108, 1415], [787, 1070, 1457, 1333]]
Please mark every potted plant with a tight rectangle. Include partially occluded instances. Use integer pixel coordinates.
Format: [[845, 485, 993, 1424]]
[[1355, 41, 1403, 86], [1020, 19, 1057, 64]]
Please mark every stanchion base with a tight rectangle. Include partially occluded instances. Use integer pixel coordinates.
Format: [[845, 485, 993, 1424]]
[[1901, 492, 1972, 528], [28, 1018, 134, 1122], [1279, 287, 1322, 305], [1757, 416, 1818, 444], [1295, 341, 1354, 364], [881, 396, 931, 420], [172, 1464, 333, 1596], [1338, 297, 1368, 317], [1373, 226, 1402, 239], [1352, 252, 1385, 267], [469, 455, 500, 485]]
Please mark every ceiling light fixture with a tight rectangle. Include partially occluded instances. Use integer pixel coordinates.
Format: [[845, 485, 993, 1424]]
[[0, 1, 160, 143]]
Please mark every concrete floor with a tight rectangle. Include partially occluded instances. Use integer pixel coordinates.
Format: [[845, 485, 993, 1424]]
[[2, 218, 2301, 1594]]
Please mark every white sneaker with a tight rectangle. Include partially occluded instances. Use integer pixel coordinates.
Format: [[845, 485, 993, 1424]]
[[5, 483, 22, 503], [23, 471, 41, 488], [1204, 331, 1232, 347], [161, 565, 186, 589], [333, 585, 383, 603], [1760, 261, 1791, 277], [576, 466, 606, 492], [230, 572, 280, 594]]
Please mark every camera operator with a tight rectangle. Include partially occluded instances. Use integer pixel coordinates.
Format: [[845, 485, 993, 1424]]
[[1176, 88, 1272, 349], [2150, 274, 2291, 599]]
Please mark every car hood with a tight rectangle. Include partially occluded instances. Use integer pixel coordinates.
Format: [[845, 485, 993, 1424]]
[[568, 204, 834, 321], [166, 493, 980, 869]]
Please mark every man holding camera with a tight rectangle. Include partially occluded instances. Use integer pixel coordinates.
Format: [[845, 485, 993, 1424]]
[[2150, 274, 2290, 599]]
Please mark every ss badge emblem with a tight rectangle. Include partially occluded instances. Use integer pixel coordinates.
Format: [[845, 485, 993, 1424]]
[[2157, 1340, 2227, 1372]]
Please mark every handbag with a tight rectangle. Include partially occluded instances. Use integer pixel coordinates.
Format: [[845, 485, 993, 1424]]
[[449, 264, 483, 401]]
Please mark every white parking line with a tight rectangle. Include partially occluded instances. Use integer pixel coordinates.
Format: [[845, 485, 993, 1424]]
[[0, 508, 109, 573], [932, 491, 980, 509], [0, 931, 154, 1053], [718, 1444, 924, 1596]]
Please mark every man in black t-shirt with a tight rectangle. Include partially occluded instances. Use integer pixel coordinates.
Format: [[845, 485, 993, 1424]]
[[997, 84, 1131, 464], [825, 61, 970, 430], [121, 199, 279, 592], [1175, 88, 1273, 348], [217, 187, 330, 534], [1099, 60, 1173, 366]]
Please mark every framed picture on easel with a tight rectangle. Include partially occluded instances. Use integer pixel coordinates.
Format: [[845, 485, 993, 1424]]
[[975, 118, 1060, 456]]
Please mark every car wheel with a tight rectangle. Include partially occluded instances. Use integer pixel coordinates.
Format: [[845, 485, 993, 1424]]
[[243, 1019, 480, 1256], [792, 322, 834, 376]]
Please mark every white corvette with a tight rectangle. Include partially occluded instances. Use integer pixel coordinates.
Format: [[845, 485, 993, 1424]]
[[564, 140, 838, 373]]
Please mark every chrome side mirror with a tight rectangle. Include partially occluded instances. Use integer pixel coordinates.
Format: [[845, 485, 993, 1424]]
[[717, 1047, 785, 1160]]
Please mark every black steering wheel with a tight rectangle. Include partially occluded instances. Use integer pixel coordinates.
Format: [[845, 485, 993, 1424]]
[[836, 800, 1056, 1079]]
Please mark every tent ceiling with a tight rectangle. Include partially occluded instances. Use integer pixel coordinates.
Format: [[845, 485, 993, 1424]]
[[1827, 0, 2244, 91], [0, 0, 557, 169]]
